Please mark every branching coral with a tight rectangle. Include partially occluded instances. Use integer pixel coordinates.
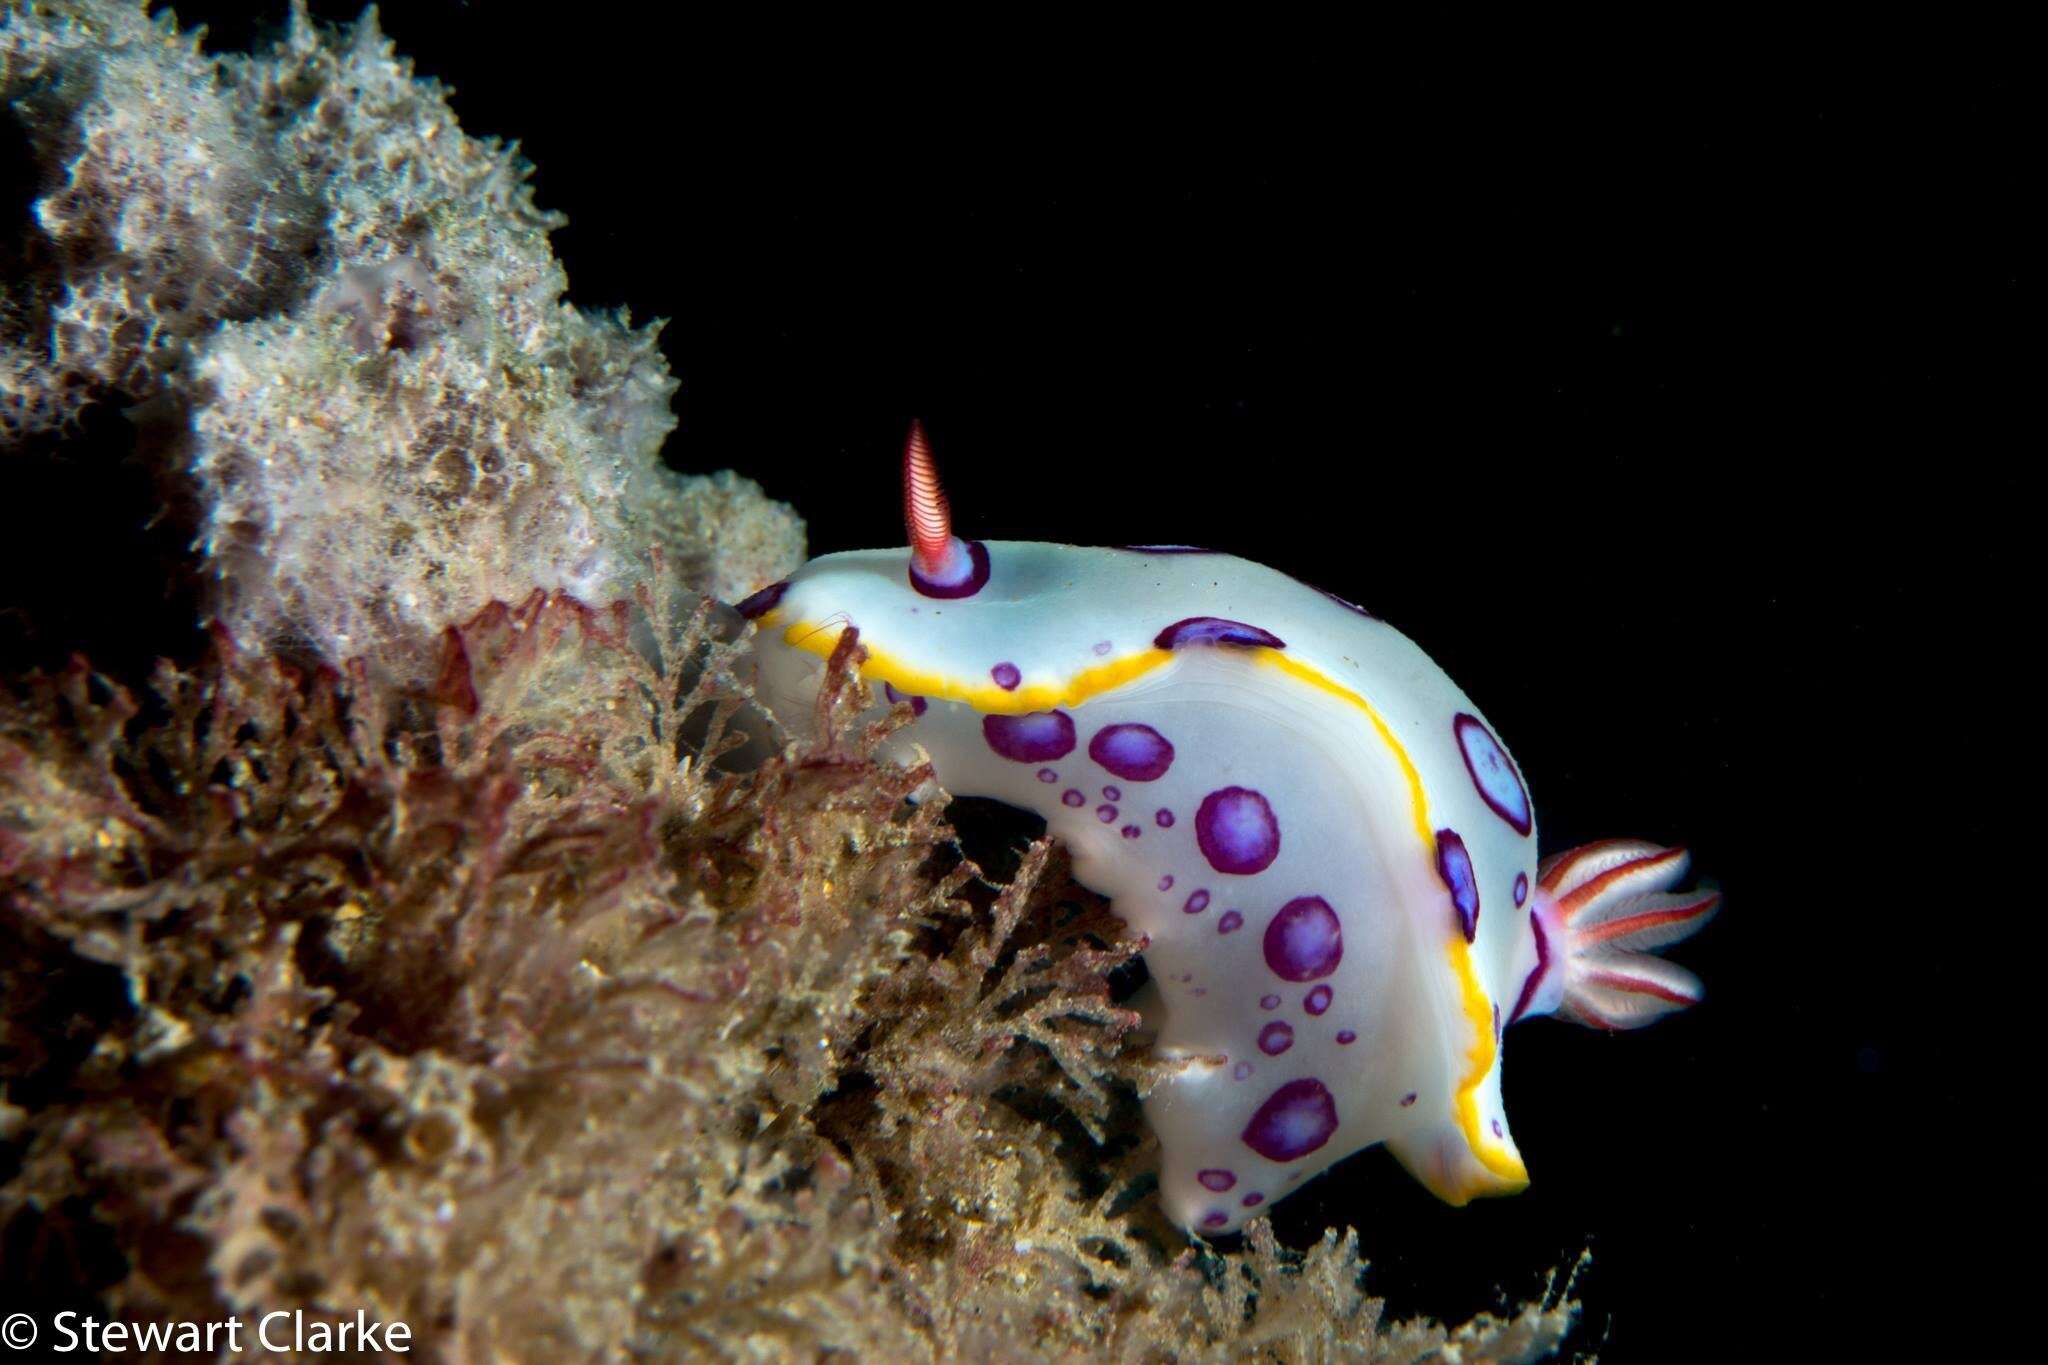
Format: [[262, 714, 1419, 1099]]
[[0, 588, 1577, 1360]]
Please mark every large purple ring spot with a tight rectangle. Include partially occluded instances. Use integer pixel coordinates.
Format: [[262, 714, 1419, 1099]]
[[734, 579, 788, 620], [990, 661, 1021, 691], [908, 538, 991, 600], [1304, 984, 1333, 1016], [1195, 788, 1280, 875], [1241, 1078, 1340, 1162], [1154, 616, 1287, 651], [1435, 830, 1481, 943], [1088, 723, 1176, 782], [1263, 896, 1343, 982], [1453, 713, 1532, 836], [982, 709, 1076, 763]]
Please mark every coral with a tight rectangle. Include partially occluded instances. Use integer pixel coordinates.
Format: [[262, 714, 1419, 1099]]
[[1, 0, 803, 678], [0, 592, 1578, 1360]]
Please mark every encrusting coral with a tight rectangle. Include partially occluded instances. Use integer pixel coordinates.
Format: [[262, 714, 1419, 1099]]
[[0, 3, 1580, 1359]]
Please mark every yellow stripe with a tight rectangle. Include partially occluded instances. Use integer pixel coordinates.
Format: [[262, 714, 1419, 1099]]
[[772, 615, 1516, 1181], [1255, 654, 1521, 1186], [776, 617, 1173, 714]]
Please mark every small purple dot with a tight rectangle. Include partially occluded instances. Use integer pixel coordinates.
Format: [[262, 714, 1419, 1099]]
[[1093, 640, 1113, 655], [1156, 808, 1175, 828], [1198, 1168, 1237, 1192], [1259, 993, 1280, 1010], [1304, 984, 1333, 1016], [1232, 1061, 1253, 1081], [1241, 1192, 1265, 1208], [1400, 1092, 1417, 1107], [1102, 785, 1122, 801], [991, 661, 1021, 691], [1435, 829, 1480, 942], [1202, 1211, 1229, 1229], [1335, 1029, 1357, 1045], [1096, 804, 1118, 823], [1121, 823, 1142, 839], [1183, 890, 1211, 915], [1258, 1021, 1294, 1056], [1514, 871, 1529, 907], [1158, 874, 1175, 891], [1037, 767, 1058, 783], [1492, 1118, 1505, 1138], [1062, 789, 1085, 807], [1218, 910, 1245, 934], [882, 683, 927, 716]]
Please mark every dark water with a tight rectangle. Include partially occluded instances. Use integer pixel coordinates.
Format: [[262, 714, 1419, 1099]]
[[9, 6, 2020, 1356]]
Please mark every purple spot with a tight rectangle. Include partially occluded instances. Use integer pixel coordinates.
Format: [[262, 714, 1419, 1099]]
[[1156, 808, 1176, 828], [1062, 788, 1085, 807], [735, 580, 788, 620], [1335, 1029, 1357, 1045], [1493, 1002, 1502, 1039], [1183, 890, 1211, 915], [1454, 713, 1532, 836], [909, 538, 992, 600], [1093, 640, 1113, 655], [1195, 788, 1281, 875], [1198, 1168, 1237, 1192], [1158, 874, 1175, 891], [1102, 785, 1122, 801], [1492, 1118, 1505, 1139], [983, 710, 1076, 762], [1088, 724, 1176, 782], [991, 661, 1021, 690], [1304, 985, 1332, 1016], [1509, 907, 1554, 1025], [1096, 804, 1119, 824], [1435, 830, 1480, 942], [882, 683, 927, 717], [1218, 910, 1245, 934], [1242, 1192, 1265, 1208], [1240, 1078, 1340, 1162], [1400, 1092, 1417, 1107], [1514, 872, 1529, 907], [1259, 993, 1280, 1010], [1232, 1061, 1253, 1081], [1121, 823, 1142, 839], [1117, 544, 1215, 555], [1154, 616, 1287, 651], [1036, 767, 1058, 783], [1263, 896, 1343, 982], [1201, 1211, 1229, 1229], [1258, 1021, 1294, 1056]]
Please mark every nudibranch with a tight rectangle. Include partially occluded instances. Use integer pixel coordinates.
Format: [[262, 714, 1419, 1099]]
[[741, 422, 1719, 1233]]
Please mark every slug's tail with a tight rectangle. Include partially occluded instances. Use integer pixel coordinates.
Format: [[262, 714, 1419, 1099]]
[[1536, 839, 1720, 1030]]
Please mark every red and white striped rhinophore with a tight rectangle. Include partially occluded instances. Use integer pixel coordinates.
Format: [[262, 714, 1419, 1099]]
[[903, 419, 952, 577]]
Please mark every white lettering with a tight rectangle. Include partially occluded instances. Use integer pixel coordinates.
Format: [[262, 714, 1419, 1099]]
[[259, 1309, 293, 1351], [53, 1311, 80, 1351], [388, 1319, 412, 1351]]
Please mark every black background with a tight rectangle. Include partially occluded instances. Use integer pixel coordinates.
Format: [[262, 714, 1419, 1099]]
[[9, 6, 2025, 1358]]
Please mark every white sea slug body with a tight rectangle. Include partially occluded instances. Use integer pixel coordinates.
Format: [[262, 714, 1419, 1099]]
[[743, 425, 1719, 1233]]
